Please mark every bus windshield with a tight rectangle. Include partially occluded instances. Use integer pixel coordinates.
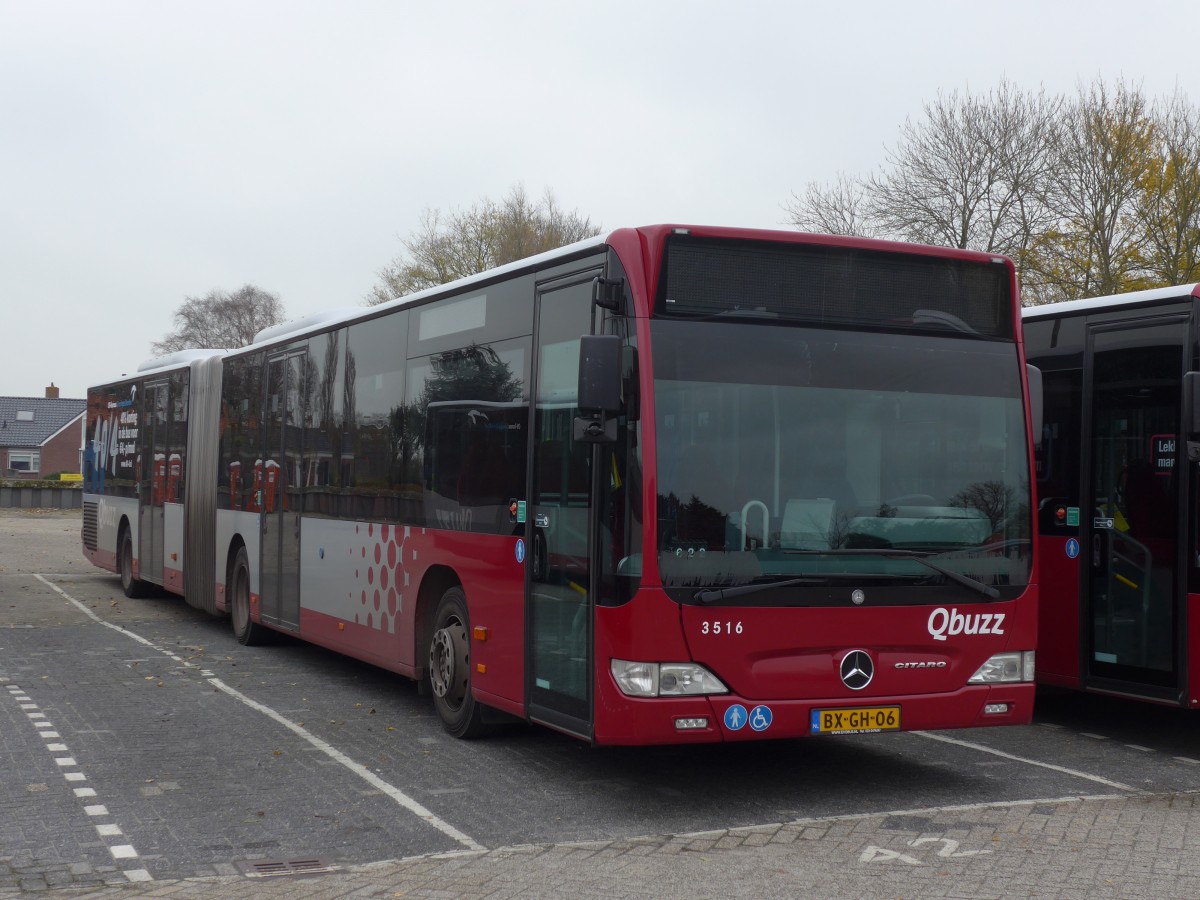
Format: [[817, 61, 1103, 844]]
[[650, 319, 1032, 603]]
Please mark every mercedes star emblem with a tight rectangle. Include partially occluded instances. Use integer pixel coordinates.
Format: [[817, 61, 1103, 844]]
[[840, 649, 874, 691]]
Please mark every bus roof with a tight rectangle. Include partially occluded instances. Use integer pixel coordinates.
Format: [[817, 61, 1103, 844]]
[[245, 232, 612, 349], [237, 225, 1016, 352], [135, 349, 227, 373], [1023, 283, 1200, 320]]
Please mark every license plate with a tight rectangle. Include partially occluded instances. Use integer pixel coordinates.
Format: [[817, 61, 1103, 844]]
[[811, 705, 901, 735]]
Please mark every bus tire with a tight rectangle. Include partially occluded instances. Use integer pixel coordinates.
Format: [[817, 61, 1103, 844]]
[[230, 546, 266, 646], [428, 586, 487, 739], [119, 526, 149, 599]]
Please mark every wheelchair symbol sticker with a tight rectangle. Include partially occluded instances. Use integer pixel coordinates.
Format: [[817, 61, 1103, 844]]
[[724, 704, 748, 731], [749, 705, 773, 732], [1066, 538, 1080, 559], [515, 539, 525, 564]]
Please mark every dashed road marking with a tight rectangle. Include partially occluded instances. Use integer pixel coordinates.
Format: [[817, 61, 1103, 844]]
[[3, 681, 148, 882], [35, 573, 486, 854]]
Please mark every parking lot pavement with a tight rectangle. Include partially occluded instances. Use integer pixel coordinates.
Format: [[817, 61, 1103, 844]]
[[4, 790, 1200, 898], [5, 508, 1200, 897]]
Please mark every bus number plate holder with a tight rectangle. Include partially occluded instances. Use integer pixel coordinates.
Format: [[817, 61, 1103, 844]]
[[811, 705, 901, 735]]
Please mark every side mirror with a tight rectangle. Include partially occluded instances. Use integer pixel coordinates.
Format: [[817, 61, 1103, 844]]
[[575, 334, 621, 443], [592, 277, 624, 313], [1026, 364, 1043, 449], [578, 334, 621, 414]]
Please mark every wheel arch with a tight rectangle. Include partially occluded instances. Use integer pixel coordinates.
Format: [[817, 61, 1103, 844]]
[[224, 533, 248, 587], [117, 514, 134, 548], [413, 565, 462, 677]]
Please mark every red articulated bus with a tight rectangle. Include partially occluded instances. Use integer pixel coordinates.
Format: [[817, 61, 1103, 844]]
[[83, 225, 1040, 745], [1025, 283, 1200, 708]]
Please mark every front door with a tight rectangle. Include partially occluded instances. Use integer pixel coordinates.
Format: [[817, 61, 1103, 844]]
[[261, 351, 305, 630], [1084, 316, 1188, 695], [526, 270, 602, 737]]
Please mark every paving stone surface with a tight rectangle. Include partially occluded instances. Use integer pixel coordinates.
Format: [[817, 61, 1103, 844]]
[[5, 509, 1200, 897]]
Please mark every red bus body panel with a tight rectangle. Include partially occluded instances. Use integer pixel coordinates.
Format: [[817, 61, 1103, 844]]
[[589, 583, 1035, 746], [1035, 536, 1082, 688]]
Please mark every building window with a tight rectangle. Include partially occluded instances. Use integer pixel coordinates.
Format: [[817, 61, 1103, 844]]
[[9, 451, 40, 474]]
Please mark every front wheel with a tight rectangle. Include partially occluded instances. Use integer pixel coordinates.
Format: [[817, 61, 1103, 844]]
[[119, 527, 149, 599], [230, 546, 267, 646], [428, 587, 487, 739]]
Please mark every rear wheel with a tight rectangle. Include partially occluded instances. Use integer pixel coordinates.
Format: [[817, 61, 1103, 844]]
[[230, 546, 267, 645], [428, 587, 487, 738], [119, 527, 149, 598]]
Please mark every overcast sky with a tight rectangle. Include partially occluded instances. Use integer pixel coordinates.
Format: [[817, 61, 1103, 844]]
[[2, 0, 1196, 399]]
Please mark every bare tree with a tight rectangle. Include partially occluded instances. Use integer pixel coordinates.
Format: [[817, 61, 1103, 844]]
[[1029, 79, 1156, 300], [152, 284, 287, 355], [785, 79, 1200, 305], [368, 184, 601, 304], [783, 172, 879, 238], [785, 81, 1059, 299], [869, 81, 1060, 260]]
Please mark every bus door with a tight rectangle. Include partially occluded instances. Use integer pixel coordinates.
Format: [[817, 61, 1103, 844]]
[[138, 380, 169, 585], [261, 350, 306, 630], [1083, 316, 1188, 697], [527, 270, 602, 738]]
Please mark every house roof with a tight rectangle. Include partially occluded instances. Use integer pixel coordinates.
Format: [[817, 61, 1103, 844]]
[[0, 396, 87, 449]]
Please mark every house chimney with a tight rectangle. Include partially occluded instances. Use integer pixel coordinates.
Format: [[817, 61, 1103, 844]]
[[45, 383, 60, 399]]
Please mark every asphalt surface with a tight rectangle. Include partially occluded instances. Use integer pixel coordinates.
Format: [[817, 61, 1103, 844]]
[[3, 508, 1200, 898]]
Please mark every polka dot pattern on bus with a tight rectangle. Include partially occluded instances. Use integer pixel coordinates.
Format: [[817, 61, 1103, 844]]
[[350, 523, 413, 633]]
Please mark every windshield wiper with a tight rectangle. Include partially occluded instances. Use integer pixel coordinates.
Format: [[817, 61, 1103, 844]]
[[783, 548, 1002, 600], [694, 577, 825, 604]]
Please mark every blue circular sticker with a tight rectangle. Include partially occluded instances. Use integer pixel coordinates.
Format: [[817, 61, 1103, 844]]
[[1065, 538, 1080, 559], [515, 539, 526, 564], [749, 705, 773, 732], [724, 704, 748, 731]]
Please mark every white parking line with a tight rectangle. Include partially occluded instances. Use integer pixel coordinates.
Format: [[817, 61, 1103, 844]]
[[4, 682, 147, 882], [35, 573, 486, 854], [913, 731, 1137, 792]]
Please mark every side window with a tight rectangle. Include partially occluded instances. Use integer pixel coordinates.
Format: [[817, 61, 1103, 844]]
[[408, 338, 530, 532], [303, 329, 345, 516], [407, 275, 534, 358], [168, 371, 189, 503], [85, 382, 139, 499], [1037, 368, 1082, 533], [218, 353, 263, 512], [344, 313, 409, 521]]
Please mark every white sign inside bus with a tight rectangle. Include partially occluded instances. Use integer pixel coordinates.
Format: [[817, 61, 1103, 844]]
[[1152, 434, 1177, 474]]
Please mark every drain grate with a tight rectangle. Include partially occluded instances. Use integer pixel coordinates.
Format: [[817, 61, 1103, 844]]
[[235, 857, 340, 878]]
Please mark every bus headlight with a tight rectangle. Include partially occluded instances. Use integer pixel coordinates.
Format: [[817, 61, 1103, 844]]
[[610, 660, 729, 697], [968, 651, 1035, 684]]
